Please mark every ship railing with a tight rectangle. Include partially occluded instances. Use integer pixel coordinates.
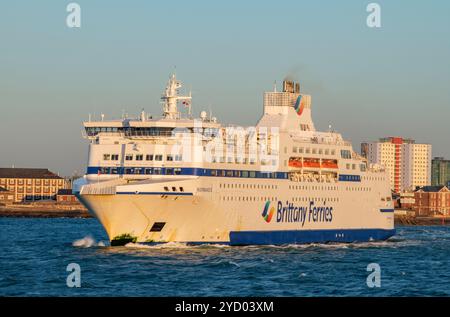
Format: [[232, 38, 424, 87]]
[[124, 130, 174, 138], [291, 137, 351, 147], [82, 131, 125, 139], [80, 179, 127, 195]]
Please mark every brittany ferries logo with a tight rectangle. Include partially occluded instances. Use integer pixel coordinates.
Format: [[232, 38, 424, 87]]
[[294, 95, 305, 116], [261, 200, 333, 226], [261, 201, 275, 223]]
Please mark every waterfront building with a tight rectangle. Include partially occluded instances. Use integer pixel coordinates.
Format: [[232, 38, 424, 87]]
[[0, 168, 67, 203], [414, 185, 450, 216], [0, 187, 14, 205], [56, 189, 78, 203], [362, 137, 431, 193], [399, 191, 415, 209], [431, 157, 450, 187]]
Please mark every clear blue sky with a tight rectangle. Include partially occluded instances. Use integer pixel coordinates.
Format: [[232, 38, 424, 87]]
[[1, 0, 449, 176]]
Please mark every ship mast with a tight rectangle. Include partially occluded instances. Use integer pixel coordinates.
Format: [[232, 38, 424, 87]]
[[161, 74, 192, 119]]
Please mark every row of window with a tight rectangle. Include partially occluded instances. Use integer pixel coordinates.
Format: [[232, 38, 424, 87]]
[[103, 154, 183, 162], [345, 186, 373, 192], [4, 187, 57, 193], [292, 147, 337, 156], [0, 179, 64, 186], [219, 183, 278, 190], [361, 176, 386, 182], [99, 167, 182, 176], [220, 196, 340, 203], [212, 170, 279, 179], [289, 185, 338, 191]]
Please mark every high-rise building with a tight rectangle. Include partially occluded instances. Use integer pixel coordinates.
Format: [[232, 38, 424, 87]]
[[431, 157, 450, 187], [361, 137, 432, 193]]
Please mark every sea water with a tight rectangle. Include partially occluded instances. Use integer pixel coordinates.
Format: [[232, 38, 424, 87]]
[[0, 218, 449, 296]]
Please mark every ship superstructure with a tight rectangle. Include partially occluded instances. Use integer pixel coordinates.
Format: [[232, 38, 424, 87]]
[[74, 74, 395, 246]]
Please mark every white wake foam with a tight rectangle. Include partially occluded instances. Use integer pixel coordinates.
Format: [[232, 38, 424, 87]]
[[72, 236, 106, 248]]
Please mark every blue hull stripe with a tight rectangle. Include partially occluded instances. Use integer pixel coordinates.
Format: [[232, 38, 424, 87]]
[[87, 166, 361, 182], [380, 209, 394, 213], [229, 228, 396, 246]]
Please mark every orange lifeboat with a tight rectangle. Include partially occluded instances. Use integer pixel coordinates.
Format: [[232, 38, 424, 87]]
[[288, 157, 302, 168], [321, 159, 338, 169], [303, 158, 320, 168]]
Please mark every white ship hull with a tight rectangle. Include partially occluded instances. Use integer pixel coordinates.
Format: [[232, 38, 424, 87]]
[[76, 175, 395, 246]]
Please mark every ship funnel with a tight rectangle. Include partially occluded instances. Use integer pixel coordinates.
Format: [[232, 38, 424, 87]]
[[282, 80, 300, 93]]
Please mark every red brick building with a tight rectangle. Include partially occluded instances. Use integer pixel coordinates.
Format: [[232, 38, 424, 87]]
[[414, 186, 450, 216], [56, 189, 79, 203]]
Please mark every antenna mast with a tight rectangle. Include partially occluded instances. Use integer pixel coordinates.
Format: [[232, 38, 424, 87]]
[[161, 74, 192, 119]]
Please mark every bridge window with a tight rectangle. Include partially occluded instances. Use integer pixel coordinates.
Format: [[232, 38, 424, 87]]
[[340, 150, 351, 159]]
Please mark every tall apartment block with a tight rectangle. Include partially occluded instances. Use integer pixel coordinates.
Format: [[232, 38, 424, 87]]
[[361, 137, 432, 193], [432, 157, 450, 187]]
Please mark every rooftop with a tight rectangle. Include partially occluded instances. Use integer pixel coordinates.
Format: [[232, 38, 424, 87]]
[[0, 168, 63, 180], [415, 185, 449, 193]]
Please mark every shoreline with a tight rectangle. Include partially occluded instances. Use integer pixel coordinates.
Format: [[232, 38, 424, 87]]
[[0, 205, 92, 218], [394, 215, 449, 226]]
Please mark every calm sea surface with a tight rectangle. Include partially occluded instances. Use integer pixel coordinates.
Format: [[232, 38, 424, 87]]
[[0, 218, 449, 296]]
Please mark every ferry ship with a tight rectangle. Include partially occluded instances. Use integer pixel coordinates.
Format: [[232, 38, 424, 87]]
[[73, 74, 395, 246]]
